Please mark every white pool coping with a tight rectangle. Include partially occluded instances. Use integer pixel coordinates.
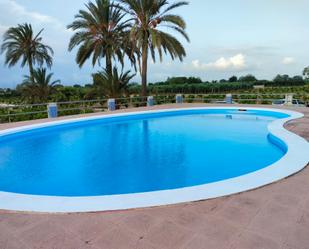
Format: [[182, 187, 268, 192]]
[[0, 106, 308, 213]]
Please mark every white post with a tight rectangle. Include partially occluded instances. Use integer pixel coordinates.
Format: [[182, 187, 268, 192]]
[[285, 94, 294, 105], [147, 96, 154, 107], [176, 94, 183, 104], [47, 103, 58, 118], [225, 94, 233, 104], [107, 99, 116, 111]]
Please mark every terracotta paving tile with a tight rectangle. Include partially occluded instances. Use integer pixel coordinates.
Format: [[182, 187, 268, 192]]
[[0, 236, 30, 249], [271, 193, 303, 208], [180, 197, 229, 216], [214, 202, 260, 228], [247, 202, 299, 244], [140, 204, 187, 220], [199, 216, 242, 241], [17, 220, 68, 248], [282, 245, 303, 249], [94, 225, 141, 249], [284, 222, 309, 249], [229, 231, 281, 249], [118, 211, 162, 236], [225, 192, 269, 211], [0, 213, 48, 232], [31, 232, 94, 249], [182, 235, 231, 249], [0, 223, 31, 249], [135, 240, 158, 249], [180, 216, 241, 249], [142, 220, 195, 249], [54, 214, 120, 242], [166, 209, 212, 232], [297, 209, 309, 227], [269, 178, 309, 198]]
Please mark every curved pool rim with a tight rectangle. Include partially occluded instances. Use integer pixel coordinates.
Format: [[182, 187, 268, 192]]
[[0, 106, 308, 213]]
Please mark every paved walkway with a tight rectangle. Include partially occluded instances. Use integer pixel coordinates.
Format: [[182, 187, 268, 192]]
[[0, 104, 308, 249]]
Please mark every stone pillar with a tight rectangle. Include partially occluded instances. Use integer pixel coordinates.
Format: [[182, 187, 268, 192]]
[[176, 94, 183, 104], [225, 94, 233, 104], [107, 99, 116, 111], [47, 103, 58, 118], [147, 96, 154, 107]]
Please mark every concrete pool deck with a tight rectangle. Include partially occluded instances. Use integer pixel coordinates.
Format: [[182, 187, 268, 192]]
[[0, 104, 308, 249]]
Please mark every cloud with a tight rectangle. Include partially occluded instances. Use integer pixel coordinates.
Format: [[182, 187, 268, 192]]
[[0, 0, 72, 58], [191, 54, 247, 71], [282, 57, 295, 65], [0, 0, 64, 29]]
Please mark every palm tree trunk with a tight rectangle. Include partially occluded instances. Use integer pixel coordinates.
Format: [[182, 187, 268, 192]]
[[106, 53, 112, 77], [28, 58, 34, 81], [105, 53, 114, 99], [141, 42, 148, 97]]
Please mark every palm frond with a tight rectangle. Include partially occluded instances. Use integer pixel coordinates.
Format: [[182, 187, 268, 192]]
[[1, 23, 54, 73]]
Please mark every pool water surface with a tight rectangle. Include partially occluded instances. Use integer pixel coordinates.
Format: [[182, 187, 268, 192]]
[[0, 109, 288, 196]]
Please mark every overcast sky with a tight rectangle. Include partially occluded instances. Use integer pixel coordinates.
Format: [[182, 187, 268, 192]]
[[0, 0, 309, 88]]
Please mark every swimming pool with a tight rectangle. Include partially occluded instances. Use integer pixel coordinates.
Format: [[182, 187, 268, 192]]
[[0, 107, 308, 212]]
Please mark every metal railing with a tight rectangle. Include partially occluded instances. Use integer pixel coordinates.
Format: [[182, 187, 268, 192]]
[[0, 94, 308, 124]]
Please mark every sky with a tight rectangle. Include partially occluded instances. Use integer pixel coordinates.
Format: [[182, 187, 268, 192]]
[[0, 0, 309, 88]]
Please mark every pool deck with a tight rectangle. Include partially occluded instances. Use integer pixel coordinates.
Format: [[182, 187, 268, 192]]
[[0, 104, 308, 249]]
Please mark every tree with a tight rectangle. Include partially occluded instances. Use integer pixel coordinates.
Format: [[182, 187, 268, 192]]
[[303, 66, 309, 79], [20, 68, 60, 102], [273, 74, 289, 83], [1, 23, 53, 79], [118, 0, 190, 96], [273, 74, 304, 86], [229, 76, 238, 82], [92, 67, 135, 98], [238, 74, 257, 82], [166, 76, 202, 84], [67, 0, 135, 76]]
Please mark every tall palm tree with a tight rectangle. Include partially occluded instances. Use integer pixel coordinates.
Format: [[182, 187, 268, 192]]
[[92, 67, 135, 98], [20, 68, 60, 102], [1, 23, 53, 79], [67, 0, 135, 75], [117, 0, 189, 96]]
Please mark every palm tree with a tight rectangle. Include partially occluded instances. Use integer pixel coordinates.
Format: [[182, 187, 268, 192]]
[[67, 0, 135, 75], [1, 23, 53, 79], [20, 68, 60, 102], [92, 67, 135, 98], [117, 0, 189, 96]]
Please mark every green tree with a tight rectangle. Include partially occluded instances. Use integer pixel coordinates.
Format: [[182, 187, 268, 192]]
[[1, 23, 53, 79], [118, 0, 190, 96], [20, 68, 60, 102], [166, 76, 202, 84], [67, 0, 135, 75], [229, 76, 238, 82], [239, 74, 257, 82], [273, 74, 290, 83], [273, 74, 304, 86], [92, 67, 135, 98]]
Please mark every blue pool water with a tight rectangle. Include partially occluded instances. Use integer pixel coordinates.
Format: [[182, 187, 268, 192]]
[[0, 109, 289, 196]]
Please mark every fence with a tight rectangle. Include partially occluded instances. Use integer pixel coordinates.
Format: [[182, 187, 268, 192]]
[[0, 93, 307, 123]]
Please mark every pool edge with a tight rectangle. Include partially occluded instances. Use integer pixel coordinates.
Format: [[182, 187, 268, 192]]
[[0, 106, 308, 213]]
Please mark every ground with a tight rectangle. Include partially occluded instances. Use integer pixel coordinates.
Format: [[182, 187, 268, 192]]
[[0, 104, 308, 249]]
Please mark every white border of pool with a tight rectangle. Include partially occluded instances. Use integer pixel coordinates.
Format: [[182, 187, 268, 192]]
[[0, 107, 308, 213]]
